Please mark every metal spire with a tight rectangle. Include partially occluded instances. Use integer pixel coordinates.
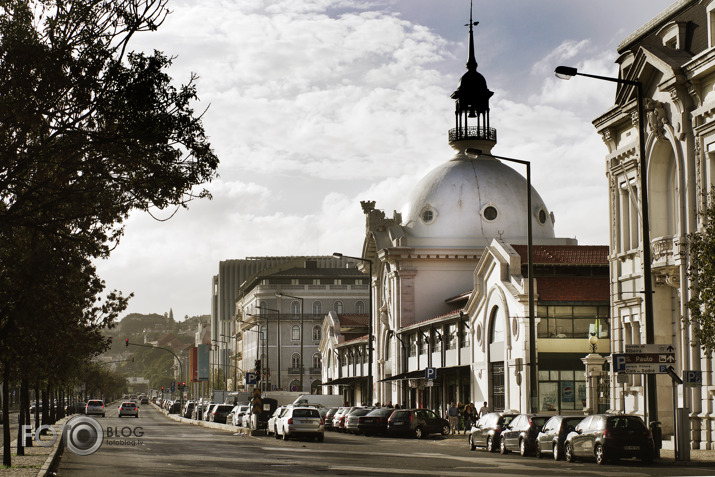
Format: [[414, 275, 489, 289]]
[[466, 0, 479, 71]]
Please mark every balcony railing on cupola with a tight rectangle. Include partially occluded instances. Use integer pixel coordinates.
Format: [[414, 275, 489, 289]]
[[448, 125, 497, 143]]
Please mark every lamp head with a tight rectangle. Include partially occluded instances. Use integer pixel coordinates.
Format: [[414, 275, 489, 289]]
[[589, 333, 598, 345], [555, 66, 578, 80], [332, 252, 343, 258]]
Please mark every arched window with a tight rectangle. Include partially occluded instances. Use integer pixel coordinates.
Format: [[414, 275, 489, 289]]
[[291, 353, 301, 368], [355, 301, 365, 314], [312, 301, 322, 317], [291, 300, 301, 316], [258, 301, 267, 313], [313, 325, 321, 341], [313, 353, 321, 368], [489, 307, 504, 344], [334, 301, 343, 313], [292, 325, 301, 341], [259, 325, 266, 341]]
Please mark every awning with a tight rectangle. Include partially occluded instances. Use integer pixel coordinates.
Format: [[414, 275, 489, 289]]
[[322, 376, 368, 386], [379, 365, 470, 382]]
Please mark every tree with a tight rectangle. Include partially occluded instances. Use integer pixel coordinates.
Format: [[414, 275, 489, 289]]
[[687, 190, 715, 351]]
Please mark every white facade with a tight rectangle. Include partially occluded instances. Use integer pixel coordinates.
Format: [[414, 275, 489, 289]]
[[593, 0, 715, 447]]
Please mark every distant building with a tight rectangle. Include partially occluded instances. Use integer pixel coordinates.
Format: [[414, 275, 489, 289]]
[[235, 257, 369, 394], [319, 312, 370, 404]]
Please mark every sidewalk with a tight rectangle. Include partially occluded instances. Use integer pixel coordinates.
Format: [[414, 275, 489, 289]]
[[0, 419, 66, 477]]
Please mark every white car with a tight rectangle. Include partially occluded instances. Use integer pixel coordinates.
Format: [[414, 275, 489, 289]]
[[276, 406, 324, 442], [268, 406, 288, 436], [232, 404, 251, 427], [85, 400, 105, 417]]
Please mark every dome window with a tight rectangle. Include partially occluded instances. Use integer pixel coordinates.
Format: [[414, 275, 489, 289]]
[[538, 208, 548, 225], [482, 205, 498, 222], [420, 206, 437, 224]]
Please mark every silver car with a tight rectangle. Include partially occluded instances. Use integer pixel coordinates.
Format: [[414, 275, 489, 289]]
[[276, 406, 324, 442], [85, 399, 105, 417], [118, 401, 139, 418]]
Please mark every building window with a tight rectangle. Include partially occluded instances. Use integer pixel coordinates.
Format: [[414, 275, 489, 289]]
[[312, 301, 322, 316], [259, 325, 266, 341], [313, 279, 320, 285], [446, 323, 457, 350], [355, 301, 365, 313], [482, 204, 498, 221], [334, 279, 342, 285], [355, 279, 363, 285], [313, 353, 321, 368], [538, 369, 587, 412], [537, 305, 610, 339], [409, 333, 418, 357], [489, 307, 504, 344], [291, 353, 300, 368], [312, 325, 321, 341], [292, 325, 301, 341], [291, 301, 301, 316], [420, 333, 429, 355], [289, 379, 300, 392], [334, 301, 343, 313], [460, 322, 470, 348], [291, 278, 299, 285]]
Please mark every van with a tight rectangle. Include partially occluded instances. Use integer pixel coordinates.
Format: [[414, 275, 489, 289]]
[[292, 394, 344, 409]]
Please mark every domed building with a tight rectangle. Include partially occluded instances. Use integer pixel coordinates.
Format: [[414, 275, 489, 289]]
[[322, 8, 610, 416]]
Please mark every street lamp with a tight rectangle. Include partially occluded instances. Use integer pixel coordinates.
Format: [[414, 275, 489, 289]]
[[554, 65, 657, 423], [261, 307, 281, 390], [333, 252, 373, 405], [589, 333, 599, 354], [465, 150, 537, 413], [276, 293, 304, 392]]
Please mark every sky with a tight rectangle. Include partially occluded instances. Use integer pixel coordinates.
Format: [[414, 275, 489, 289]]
[[94, 0, 677, 320]]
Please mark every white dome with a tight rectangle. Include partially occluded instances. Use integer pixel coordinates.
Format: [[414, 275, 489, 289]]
[[403, 150, 555, 241]]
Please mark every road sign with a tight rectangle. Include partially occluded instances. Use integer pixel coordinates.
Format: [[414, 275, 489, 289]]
[[170, 382, 175, 392], [425, 367, 436, 380], [625, 344, 675, 354], [245, 372, 257, 385], [617, 353, 676, 364], [684, 370, 702, 387]]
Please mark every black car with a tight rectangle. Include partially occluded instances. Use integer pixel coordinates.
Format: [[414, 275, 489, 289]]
[[324, 408, 338, 431], [499, 413, 551, 456], [168, 401, 181, 414], [357, 408, 394, 436], [387, 409, 450, 439], [564, 414, 654, 465], [209, 404, 234, 423], [535, 415, 586, 460], [345, 408, 375, 434], [469, 411, 519, 452]]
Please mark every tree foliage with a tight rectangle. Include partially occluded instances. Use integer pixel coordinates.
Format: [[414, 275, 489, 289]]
[[686, 190, 715, 351]]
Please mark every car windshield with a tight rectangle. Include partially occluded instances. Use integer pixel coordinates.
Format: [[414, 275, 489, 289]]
[[366, 408, 392, 417], [293, 409, 320, 418], [608, 416, 647, 431], [121, 403, 134, 407], [531, 416, 549, 427]]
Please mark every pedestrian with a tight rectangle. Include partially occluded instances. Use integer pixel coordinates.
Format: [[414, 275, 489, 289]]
[[447, 402, 459, 434], [478, 401, 489, 419], [463, 403, 475, 434], [457, 401, 464, 431]]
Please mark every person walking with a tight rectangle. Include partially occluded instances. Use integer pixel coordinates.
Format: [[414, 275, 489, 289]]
[[463, 402, 475, 434], [478, 401, 489, 419], [447, 402, 459, 434]]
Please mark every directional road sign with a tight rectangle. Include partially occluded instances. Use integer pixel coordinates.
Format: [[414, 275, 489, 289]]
[[625, 344, 676, 354], [613, 344, 676, 374]]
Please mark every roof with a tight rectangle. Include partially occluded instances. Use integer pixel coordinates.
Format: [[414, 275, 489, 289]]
[[402, 308, 464, 331], [267, 267, 367, 278], [537, 277, 609, 302], [511, 245, 609, 265], [337, 314, 369, 327]]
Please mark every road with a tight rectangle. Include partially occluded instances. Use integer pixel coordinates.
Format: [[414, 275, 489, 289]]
[[56, 405, 715, 476]]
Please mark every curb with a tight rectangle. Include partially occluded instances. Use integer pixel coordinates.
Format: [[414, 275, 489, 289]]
[[156, 403, 264, 436], [37, 416, 71, 477]]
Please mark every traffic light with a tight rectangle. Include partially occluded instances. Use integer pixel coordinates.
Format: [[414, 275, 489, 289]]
[[182, 382, 186, 387], [161, 386, 164, 391], [125, 338, 129, 347], [255, 359, 261, 374]]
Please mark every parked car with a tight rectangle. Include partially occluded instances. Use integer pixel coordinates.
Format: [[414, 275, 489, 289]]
[[231, 404, 251, 427], [268, 406, 289, 436], [256, 398, 279, 430], [387, 409, 450, 439], [141, 397, 149, 405], [85, 399, 105, 417], [323, 408, 338, 431], [564, 414, 654, 465], [345, 408, 374, 434], [357, 408, 394, 436], [193, 403, 212, 421], [535, 415, 586, 460], [469, 411, 519, 452], [118, 401, 139, 418], [276, 406, 325, 441], [183, 401, 196, 418], [498, 413, 550, 456], [168, 401, 181, 414], [204, 404, 218, 421], [209, 404, 234, 424], [332, 407, 350, 432]]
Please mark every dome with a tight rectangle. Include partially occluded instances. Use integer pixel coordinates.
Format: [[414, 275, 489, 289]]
[[403, 150, 555, 242]]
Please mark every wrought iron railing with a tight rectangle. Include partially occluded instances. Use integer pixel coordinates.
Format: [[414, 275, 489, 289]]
[[448, 126, 497, 142]]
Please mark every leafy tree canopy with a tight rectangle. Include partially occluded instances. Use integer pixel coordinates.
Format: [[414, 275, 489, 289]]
[[687, 190, 715, 351]]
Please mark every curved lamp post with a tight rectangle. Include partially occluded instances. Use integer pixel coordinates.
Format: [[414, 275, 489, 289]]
[[555, 65, 656, 423]]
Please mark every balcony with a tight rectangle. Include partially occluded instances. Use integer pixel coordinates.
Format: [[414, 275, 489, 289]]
[[651, 235, 681, 271], [309, 367, 321, 375], [448, 126, 497, 143], [288, 367, 301, 374]]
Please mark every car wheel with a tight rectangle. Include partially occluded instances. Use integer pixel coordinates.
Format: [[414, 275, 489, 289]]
[[519, 438, 527, 456], [595, 444, 606, 465], [414, 427, 423, 439], [487, 436, 495, 452], [535, 440, 542, 458], [565, 442, 575, 462], [499, 436, 508, 454], [442, 424, 450, 436], [469, 435, 476, 451], [553, 443, 560, 461]]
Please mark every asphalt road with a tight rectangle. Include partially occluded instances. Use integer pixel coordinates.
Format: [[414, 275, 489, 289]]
[[55, 405, 715, 476]]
